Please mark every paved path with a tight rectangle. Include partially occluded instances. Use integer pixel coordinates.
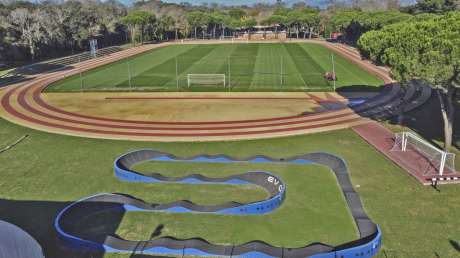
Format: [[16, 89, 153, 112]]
[[353, 122, 460, 185]]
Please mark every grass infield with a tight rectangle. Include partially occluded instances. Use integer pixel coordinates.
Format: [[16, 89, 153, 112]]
[[46, 43, 383, 92], [0, 118, 459, 257]]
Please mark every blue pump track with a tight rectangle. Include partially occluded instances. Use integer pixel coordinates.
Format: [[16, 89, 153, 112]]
[[54, 150, 382, 258]]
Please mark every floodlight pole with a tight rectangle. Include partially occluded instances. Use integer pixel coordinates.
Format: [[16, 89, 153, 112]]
[[78, 56, 83, 92], [175, 57, 179, 89], [332, 53, 336, 91], [227, 56, 231, 89], [79, 69, 83, 92], [280, 56, 283, 88], [127, 57, 132, 90]]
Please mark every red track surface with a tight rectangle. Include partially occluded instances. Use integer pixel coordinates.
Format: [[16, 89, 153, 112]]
[[1, 80, 364, 139]]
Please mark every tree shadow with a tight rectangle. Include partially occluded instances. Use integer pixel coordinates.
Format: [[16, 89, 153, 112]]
[[0, 63, 74, 88], [337, 84, 384, 93], [449, 239, 460, 252], [336, 84, 384, 99], [0, 199, 72, 258], [387, 94, 459, 150], [337, 83, 459, 151], [0, 75, 32, 88], [15, 64, 73, 75], [151, 224, 164, 239], [0, 198, 177, 258], [0, 198, 123, 258]]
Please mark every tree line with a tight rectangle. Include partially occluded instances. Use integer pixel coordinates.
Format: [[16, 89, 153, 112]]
[[2, 0, 452, 64], [0, 0, 128, 63], [358, 11, 459, 150]]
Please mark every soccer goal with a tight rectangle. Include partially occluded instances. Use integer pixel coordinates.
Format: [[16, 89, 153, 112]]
[[391, 132, 456, 176], [187, 74, 226, 88]]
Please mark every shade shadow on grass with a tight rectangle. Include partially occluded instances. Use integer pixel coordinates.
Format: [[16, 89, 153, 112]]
[[337, 84, 384, 93], [338, 83, 459, 153], [449, 239, 460, 252], [0, 198, 125, 258], [0, 75, 32, 88], [389, 94, 459, 151], [16, 64, 73, 75]]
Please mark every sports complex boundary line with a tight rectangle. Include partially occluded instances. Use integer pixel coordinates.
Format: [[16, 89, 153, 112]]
[[55, 150, 382, 258], [0, 40, 392, 141]]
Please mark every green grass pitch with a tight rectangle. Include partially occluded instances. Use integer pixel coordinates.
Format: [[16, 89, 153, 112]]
[[46, 43, 383, 92], [1, 117, 460, 257]]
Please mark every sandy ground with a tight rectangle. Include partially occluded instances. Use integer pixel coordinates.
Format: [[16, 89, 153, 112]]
[[41, 92, 342, 122]]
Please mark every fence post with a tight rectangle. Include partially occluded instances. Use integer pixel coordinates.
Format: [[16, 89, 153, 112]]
[[228, 56, 231, 89], [280, 56, 283, 88], [332, 53, 336, 91], [175, 56, 179, 89], [78, 56, 83, 92], [127, 57, 132, 90], [439, 152, 447, 176]]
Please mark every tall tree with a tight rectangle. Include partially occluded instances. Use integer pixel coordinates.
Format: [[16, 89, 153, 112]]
[[358, 12, 460, 150], [287, 10, 303, 39], [186, 10, 202, 39], [404, 0, 459, 14], [229, 8, 246, 20], [208, 12, 224, 39], [121, 10, 155, 45], [330, 10, 411, 44], [8, 8, 43, 60], [157, 15, 174, 40], [300, 12, 320, 39], [263, 14, 286, 37]]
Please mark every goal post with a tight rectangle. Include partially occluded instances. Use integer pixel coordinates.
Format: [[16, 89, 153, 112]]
[[187, 74, 226, 88], [391, 131, 456, 176]]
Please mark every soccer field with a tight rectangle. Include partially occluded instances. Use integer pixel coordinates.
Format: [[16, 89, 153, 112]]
[[47, 43, 383, 92]]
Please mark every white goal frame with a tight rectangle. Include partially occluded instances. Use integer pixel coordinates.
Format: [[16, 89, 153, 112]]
[[187, 74, 226, 88], [391, 131, 455, 176]]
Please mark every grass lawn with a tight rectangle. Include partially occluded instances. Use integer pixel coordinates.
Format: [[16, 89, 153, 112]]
[[46, 43, 383, 92], [110, 162, 356, 247], [0, 68, 14, 77], [0, 117, 459, 258]]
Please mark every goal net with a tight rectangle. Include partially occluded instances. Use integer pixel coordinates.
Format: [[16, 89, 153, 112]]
[[391, 132, 456, 176], [187, 74, 226, 88]]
